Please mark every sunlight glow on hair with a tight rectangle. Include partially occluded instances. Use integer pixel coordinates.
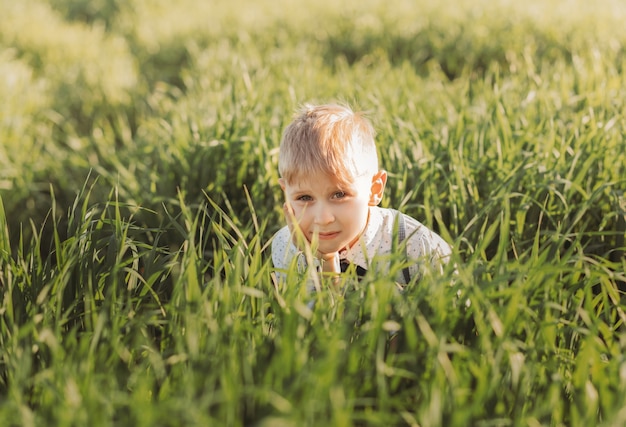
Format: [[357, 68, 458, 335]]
[[278, 103, 379, 185]]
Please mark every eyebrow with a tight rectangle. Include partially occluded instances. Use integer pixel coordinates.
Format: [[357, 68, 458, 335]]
[[289, 189, 312, 197], [287, 179, 354, 194]]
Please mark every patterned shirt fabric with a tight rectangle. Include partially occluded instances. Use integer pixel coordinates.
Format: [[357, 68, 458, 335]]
[[271, 206, 452, 286]]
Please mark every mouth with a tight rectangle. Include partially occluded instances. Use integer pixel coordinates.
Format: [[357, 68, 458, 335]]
[[315, 231, 340, 240]]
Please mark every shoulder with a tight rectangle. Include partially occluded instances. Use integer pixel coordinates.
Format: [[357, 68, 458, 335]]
[[271, 226, 295, 267], [361, 206, 397, 249], [271, 225, 291, 244], [370, 206, 419, 235], [369, 206, 398, 230], [364, 206, 414, 246], [399, 212, 452, 260]]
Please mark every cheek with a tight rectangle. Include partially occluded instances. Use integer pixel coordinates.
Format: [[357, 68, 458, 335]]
[[290, 204, 309, 222], [342, 200, 369, 223]]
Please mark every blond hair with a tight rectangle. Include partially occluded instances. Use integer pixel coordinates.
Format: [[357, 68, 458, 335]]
[[278, 103, 379, 186]]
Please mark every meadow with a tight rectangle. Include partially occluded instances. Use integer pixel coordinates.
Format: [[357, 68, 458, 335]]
[[1, 0, 626, 425]]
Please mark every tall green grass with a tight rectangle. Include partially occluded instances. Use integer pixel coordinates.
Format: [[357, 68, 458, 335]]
[[1, 0, 626, 425]]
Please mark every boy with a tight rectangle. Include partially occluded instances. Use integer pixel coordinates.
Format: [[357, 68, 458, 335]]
[[271, 103, 452, 287]]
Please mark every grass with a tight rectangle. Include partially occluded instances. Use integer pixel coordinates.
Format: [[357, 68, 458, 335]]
[[1, 0, 626, 425]]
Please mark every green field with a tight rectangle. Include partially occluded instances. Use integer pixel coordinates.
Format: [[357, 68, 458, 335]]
[[1, 0, 626, 425]]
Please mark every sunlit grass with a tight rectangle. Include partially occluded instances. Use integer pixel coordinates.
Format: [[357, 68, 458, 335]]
[[1, 0, 625, 425]]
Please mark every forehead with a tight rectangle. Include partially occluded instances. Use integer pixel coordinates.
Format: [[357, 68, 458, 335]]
[[285, 171, 371, 192]]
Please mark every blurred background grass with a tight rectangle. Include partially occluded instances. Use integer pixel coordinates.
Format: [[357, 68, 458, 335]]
[[1, 0, 625, 253]]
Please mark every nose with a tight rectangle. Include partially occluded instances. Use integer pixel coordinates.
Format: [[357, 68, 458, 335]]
[[312, 203, 334, 225]]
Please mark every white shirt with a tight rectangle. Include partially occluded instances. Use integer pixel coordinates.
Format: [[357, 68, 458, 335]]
[[271, 206, 452, 285]]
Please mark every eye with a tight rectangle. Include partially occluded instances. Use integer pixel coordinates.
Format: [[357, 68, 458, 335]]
[[331, 191, 346, 199], [296, 195, 313, 202]]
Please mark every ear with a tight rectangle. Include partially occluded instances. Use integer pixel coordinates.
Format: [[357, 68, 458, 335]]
[[278, 178, 286, 191], [368, 170, 387, 206]]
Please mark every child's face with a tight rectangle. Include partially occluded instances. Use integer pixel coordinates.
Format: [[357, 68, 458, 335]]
[[280, 170, 386, 256]]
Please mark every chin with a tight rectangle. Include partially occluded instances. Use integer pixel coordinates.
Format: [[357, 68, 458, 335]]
[[318, 243, 346, 255]]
